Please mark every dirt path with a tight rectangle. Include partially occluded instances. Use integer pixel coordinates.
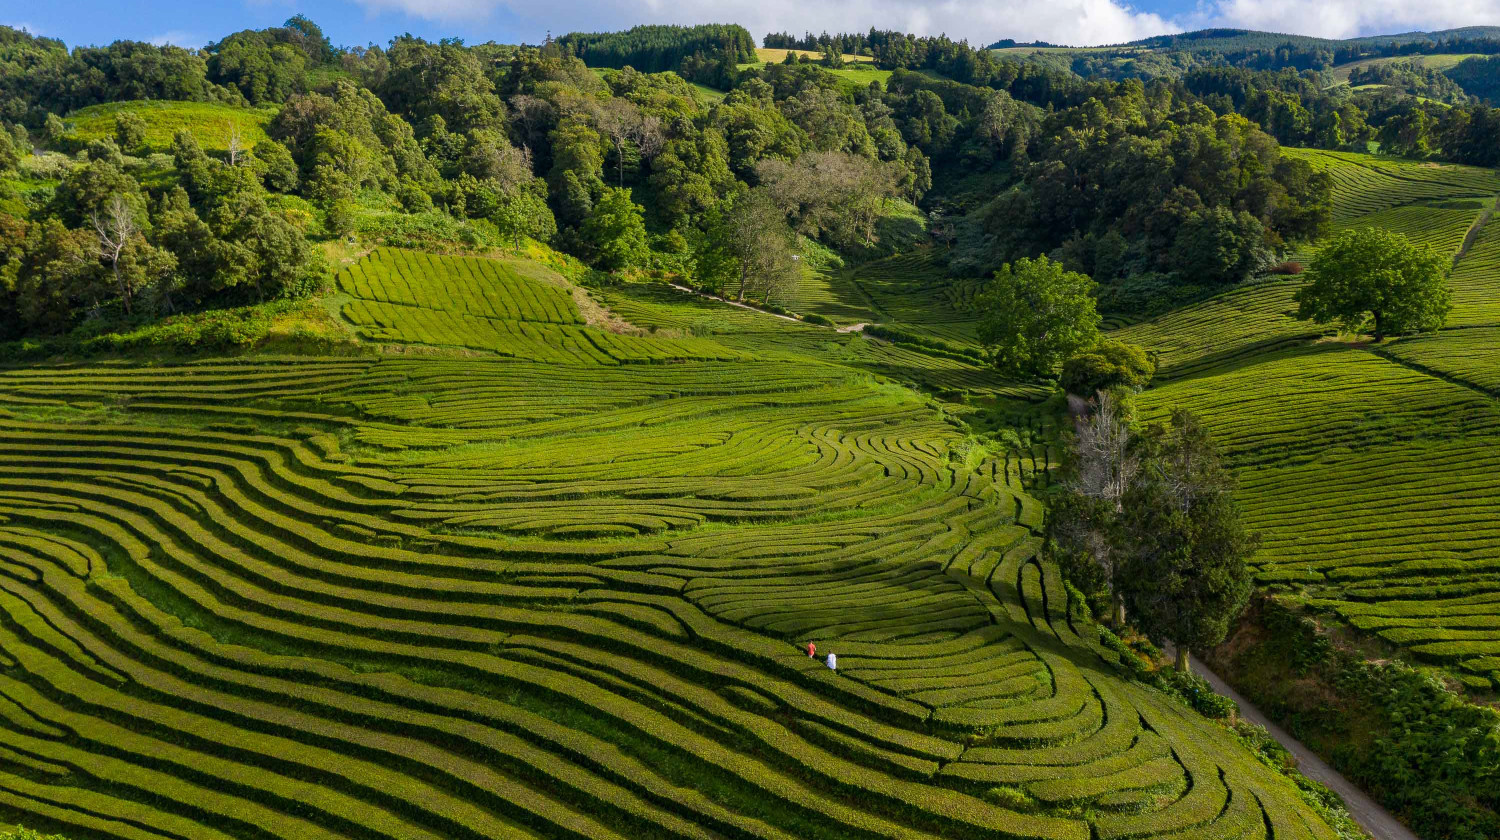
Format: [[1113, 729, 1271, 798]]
[[1454, 195, 1499, 266], [667, 284, 806, 323], [836, 322, 869, 333], [1186, 652, 1418, 840]]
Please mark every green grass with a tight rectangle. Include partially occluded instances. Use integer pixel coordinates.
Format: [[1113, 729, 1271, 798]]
[[1330, 53, 1486, 83], [63, 100, 276, 154]]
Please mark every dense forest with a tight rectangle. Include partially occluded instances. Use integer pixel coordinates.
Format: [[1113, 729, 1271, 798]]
[[2, 16, 1499, 342]]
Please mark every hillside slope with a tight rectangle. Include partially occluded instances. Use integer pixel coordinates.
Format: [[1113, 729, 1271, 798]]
[[0, 250, 1342, 839], [1123, 148, 1500, 691]]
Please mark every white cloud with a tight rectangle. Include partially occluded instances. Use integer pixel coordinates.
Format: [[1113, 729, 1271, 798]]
[[3, 22, 40, 35], [149, 29, 204, 47], [351, 0, 1179, 47], [1199, 0, 1500, 39], [347, 0, 1500, 46]]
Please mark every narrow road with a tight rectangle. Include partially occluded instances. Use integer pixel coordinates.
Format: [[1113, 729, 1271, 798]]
[[1187, 652, 1419, 840]]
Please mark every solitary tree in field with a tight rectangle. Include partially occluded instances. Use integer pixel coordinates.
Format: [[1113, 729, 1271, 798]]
[[1294, 227, 1451, 340], [976, 256, 1100, 379], [1115, 411, 1257, 673]]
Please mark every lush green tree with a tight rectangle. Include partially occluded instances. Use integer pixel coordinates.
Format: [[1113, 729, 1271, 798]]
[[251, 139, 299, 193], [755, 151, 901, 251], [976, 256, 1101, 379], [1060, 340, 1155, 396], [490, 186, 556, 253], [42, 113, 66, 145], [151, 187, 227, 306], [52, 158, 145, 228], [378, 37, 506, 135], [580, 187, 648, 271], [649, 127, 735, 224], [270, 80, 439, 197], [1170, 206, 1271, 286], [113, 110, 147, 154], [460, 128, 532, 191], [324, 198, 356, 238], [172, 129, 217, 200], [0, 128, 18, 173], [1117, 410, 1257, 672], [719, 188, 800, 303], [1295, 227, 1450, 340], [712, 86, 806, 177], [205, 30, 308, 105], [1378, 107, 1433, 158], [1047, 389, 1136, 624], [13, 219, 97, 332]]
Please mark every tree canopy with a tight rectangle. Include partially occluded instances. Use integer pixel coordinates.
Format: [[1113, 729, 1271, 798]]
[[1295, 226, 1451, 339], [975, 256, 1101, 379]]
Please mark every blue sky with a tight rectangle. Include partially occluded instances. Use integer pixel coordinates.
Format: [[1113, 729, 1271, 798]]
[[5, 0, 1500, 50]]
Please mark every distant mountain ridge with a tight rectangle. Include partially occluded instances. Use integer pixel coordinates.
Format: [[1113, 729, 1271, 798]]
[[989, 26, 1500, 52]]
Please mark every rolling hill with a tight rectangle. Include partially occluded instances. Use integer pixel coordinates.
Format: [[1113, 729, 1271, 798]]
[[0, 245, 1346, 840]]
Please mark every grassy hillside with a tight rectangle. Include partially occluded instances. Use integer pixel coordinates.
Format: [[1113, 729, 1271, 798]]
[[1123, 147, 1500, 691], [0, 243, 1345, 839], [738, 50, 896, 89], [1330, 53, 1485, 83], [62, 100, 276, 153]]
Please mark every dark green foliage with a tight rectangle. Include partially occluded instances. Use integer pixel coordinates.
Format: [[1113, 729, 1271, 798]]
[[1153, 667, 1238, 718], [1295, 226, 1451, 339], [557, 24, 755, 74], [1117, 411, 1257, 656], [112, 110, 146, 153], [1347, 60, 1469, 104], [489, 185, 557, 252], [377, 36, 507, 135], [1210, 598, 1500, 840], [251, 139, 299, 192], [976, 256, 1100, 379], [270, 79, 440, 200], [959, 89, 1331, 304], [1059, 340, 1155, 396], [580, 187, 649, 270], [1447, 56, 1500, 103], [0, 27, 231, 119], [205, 21, 320, 105]]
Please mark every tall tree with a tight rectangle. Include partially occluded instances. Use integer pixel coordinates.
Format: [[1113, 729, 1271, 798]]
[[1116, 411, 1257, 672], [975, 256, 1100, 379], [1048, 390, 1137, 625], [580, 187, 648, 271], [1295, 226, 1450, 340]]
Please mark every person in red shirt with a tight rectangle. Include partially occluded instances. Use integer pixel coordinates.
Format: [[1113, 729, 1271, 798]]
[[807, 642, 816, 658]]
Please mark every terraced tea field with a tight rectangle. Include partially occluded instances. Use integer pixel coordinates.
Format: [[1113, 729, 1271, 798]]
[[1282, 148, 1500, 221], [0, 255, 1340, 837], [1128, 148, 1500, 690], [338, 249, 747, 364]]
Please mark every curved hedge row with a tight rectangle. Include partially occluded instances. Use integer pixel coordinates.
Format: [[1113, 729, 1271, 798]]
[[0, 344, 1338, 838]]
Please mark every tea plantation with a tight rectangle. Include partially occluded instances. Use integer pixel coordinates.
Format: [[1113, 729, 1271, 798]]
[[0, 249, 1341, 838], [1128, 149, 1500, 690]]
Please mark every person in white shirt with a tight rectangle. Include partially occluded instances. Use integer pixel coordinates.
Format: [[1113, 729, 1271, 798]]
[[826, 652, 837, 671]]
